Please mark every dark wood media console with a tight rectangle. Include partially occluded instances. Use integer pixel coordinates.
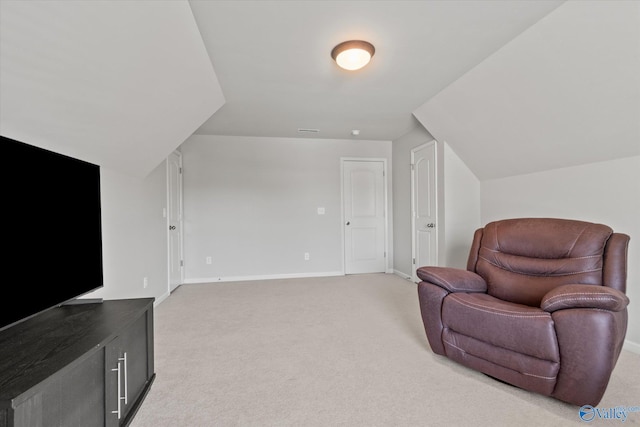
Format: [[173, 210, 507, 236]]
[[0, 298, 155, 427]]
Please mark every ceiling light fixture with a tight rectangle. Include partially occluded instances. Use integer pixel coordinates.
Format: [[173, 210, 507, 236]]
[[331, 40, 375, 71]]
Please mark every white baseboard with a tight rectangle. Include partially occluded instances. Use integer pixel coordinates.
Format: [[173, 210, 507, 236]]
[[153, 290, 171, 306], [624, 339, 640, 355], [183, 271, 345, 284], [393, 269, 414, 282]]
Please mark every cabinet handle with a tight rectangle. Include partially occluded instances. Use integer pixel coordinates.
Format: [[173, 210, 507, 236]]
[[119, 352, 128, 404], [111, 362, 122, 419]]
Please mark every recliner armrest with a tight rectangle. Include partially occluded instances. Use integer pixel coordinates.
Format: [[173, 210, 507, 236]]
[[541, 284, 629, 313], [416, 266, 487, 293]]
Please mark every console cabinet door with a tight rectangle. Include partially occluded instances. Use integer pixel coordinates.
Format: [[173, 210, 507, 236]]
[[12, 349, 105, 427], [105, 336, 122, 427], [105, 312, 152, 427], [120, 312, 151, 420]]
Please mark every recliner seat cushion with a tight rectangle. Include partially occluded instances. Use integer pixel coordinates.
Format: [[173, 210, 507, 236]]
[[441, 293, 560, 393], [442, 293, 559, 361]]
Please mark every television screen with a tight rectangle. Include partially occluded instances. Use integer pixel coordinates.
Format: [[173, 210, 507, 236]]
[[0, 135, 103, 331]]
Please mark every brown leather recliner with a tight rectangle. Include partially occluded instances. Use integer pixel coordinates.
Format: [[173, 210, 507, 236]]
[[417, 218, 630, 406]]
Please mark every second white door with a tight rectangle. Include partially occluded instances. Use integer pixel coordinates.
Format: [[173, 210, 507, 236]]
[[167, 151, 183, 292], [343, 160, 386, 274], [411, 142, 438, 282]]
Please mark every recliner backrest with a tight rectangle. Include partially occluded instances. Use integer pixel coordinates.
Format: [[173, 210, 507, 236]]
[[471, 218, 613, 306]]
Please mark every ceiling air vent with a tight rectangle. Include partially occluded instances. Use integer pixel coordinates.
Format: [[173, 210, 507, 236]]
[[297, 128, 320, 134]]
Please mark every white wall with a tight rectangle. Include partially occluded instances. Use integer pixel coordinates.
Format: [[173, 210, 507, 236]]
[[0, 0, 218, 308], [181, 135, 392, 282], [85, 162, 170, 304], [481, 156, 640, 349], [443, 144, 481, 268]]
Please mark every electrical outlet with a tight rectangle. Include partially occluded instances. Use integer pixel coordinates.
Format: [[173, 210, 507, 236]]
[[143, 277, 148, 288], [206, 256, 212, 265], [304, 252, 310, 261]]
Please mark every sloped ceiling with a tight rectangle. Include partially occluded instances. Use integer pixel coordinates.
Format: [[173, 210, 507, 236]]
[[414, 1, 640, 180], [2, 1, 635, 181], [189, 0, 563, 141], [0, 0, 224, 177]]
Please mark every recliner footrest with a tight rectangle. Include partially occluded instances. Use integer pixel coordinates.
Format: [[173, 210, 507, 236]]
[[443, 328, 559, 396]]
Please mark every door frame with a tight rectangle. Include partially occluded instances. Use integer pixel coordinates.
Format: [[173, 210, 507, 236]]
[[411, 141, 438, 282], [166, 150, 184, 293], [340, 157, 390, 275]]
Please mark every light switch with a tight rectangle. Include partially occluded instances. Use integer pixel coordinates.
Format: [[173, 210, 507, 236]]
[[317, 207, 325, 215]]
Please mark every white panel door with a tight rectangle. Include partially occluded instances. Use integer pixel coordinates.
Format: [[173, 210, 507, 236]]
[[343, 160, 386, 274], [411, 143, 438, 282], [167, 151, 183, 292]]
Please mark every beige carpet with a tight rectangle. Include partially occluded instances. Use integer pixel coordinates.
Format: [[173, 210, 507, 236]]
[[130, 274, 640, 426]]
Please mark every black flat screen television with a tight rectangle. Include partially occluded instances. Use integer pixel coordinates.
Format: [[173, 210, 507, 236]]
[[0, 135, 103, 332]]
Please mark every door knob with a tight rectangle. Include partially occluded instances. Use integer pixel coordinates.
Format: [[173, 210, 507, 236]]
[[426, 223, 435, 228], [346, 221, 350, 226], [169, 225, 176, 230]]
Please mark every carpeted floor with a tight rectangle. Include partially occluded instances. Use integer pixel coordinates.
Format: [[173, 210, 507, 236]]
[[130, 274, 640, 426]]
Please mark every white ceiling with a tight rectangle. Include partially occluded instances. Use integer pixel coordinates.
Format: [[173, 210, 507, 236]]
[[189, 0, 564, 141], [0, 1, 224, 177], [415, 0, 640, 180], [2, 1, 636, 181]]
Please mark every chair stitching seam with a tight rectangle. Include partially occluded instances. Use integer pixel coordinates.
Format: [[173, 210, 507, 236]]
[[421, 271, 481, 292], [565, 226, 587, 257], [521, 372, 557, 380], [449, 295, 549, 318], [543, 294, 619, 310], [481, 247, 600, 260], [478, 256, 602, 277], [442, 338, 557, 380]]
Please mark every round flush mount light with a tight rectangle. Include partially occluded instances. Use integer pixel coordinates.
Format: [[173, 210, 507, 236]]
[[331, 40, 375, 71]]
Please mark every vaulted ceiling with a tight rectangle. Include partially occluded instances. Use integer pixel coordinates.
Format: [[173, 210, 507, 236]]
[[0, 1, 224, 177], [414, 1, 640, 180], [1, 1, 638, 180], [189, 0, 564, 142]]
